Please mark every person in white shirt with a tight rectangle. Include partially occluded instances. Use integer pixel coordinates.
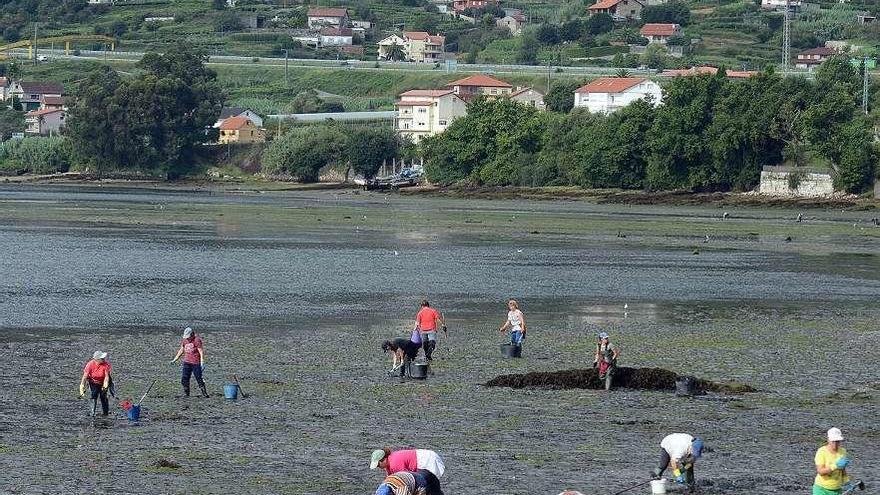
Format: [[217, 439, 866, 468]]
[[652, 433, 704, 489], [499, 299, 526, 347]]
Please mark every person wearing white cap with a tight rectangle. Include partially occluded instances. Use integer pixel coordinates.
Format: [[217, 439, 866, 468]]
[[813, 427, 854, 495], [592, 331, 619, 391], [171, 327, 209, 398], [79, 351, 112, 416]]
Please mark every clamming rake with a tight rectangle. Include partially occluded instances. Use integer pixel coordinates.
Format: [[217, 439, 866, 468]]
[[843, 481, 866, 495], [609, 479, 654, 495]]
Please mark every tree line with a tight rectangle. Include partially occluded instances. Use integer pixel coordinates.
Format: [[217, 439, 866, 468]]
[[421, 59, 878, 194]]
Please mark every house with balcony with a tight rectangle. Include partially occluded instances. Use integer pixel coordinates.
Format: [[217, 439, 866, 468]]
[[795, 47, 837, 71], [402, 31, 445, 63], [25, 108, 65, 136], [588, 0, 644, 20], [573, 77, 662, 113], [452, 0, 499, 12], [320, 27, 354, 47], [395, 89, 467, 143], [445, 74, 513, 101], [10, 81, 63, 111], [640, 23, 681, 44], [306, 8, 349, 29]]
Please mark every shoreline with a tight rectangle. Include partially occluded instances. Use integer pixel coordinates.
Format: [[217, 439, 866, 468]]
[[1, 173, 876, 209]]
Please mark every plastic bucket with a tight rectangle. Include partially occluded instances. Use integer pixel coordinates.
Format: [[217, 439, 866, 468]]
[[126, 405, 141, 421], [675, 376, 697, 397], [410, 363, 428, 379], [500, 344, 522, 358], [650, 479, 667, 494], [224, 384, 239, 400]]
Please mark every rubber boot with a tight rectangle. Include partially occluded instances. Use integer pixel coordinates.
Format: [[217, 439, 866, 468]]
[[651, 467, 662, 480], [199, 384, 210, 398], [183, 385, 190, 397]]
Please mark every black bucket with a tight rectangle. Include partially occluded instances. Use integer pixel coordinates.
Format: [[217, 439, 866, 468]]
[[500, 344, 522, 358], [410, 363, 428, 379], [675, 375, 697, 397]]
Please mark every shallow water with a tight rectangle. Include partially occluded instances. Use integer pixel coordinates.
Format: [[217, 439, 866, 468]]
[[0, 185, 878, 494]]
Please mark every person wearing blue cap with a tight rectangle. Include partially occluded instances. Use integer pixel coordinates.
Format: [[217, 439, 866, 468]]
[[652, 433, 704, 490], [592, 332, 619, 391]]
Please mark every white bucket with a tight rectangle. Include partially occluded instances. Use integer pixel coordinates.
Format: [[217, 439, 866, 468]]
[[650, 479, 667, 494]]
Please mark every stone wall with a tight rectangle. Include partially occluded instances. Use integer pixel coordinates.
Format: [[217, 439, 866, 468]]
[[758, 169, 834, 197]]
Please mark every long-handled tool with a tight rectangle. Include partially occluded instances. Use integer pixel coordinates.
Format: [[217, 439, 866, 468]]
[[232, 374, 248, 398], [843, 480, 866, 495], [610, 479, 654, 495], [137, 379, 157, 406]]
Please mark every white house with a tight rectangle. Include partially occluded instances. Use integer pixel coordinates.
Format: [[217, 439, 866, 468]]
[[510, 87, 545, 110], [214, 107, 264, 129], [0, 77, 9, 101], [320, 27, 354, 47], [25, 108, 65, 135], [573, 77, 662, 113], [395, 89, 467, 143], [377, 32, 445, 63], [307, 8, 349, 29], [639, 23, 681, 44], [761, 0, 801, 9], [377, 34, 406, 60]]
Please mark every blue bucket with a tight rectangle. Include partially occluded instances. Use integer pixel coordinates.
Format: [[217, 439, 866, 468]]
[[127, 405, 141, 421], [223, 384, 239, 400]]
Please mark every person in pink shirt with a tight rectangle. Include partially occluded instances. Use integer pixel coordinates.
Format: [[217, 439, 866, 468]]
[[78, 350, 113, 416], [370, 448, 445, 495], [171, 327, 209, 398], [413, 299, 446, 363]]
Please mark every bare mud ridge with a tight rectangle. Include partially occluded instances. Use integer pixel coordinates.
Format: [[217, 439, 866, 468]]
[[485, 366, 757, 393]]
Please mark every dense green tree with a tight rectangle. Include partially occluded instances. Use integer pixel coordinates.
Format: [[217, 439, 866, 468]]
[[641, 1, 691, 25], [559, 20, 582, 42], [263, 125, 346, 182], [535, 24, 559, 45], [518, 34, 539, 64], [346, 127, 399, 179], [214, 10, 244, 32], [584, 13, 613, 35], [545, 80, 582, 113], [0, 107, 25, 141]]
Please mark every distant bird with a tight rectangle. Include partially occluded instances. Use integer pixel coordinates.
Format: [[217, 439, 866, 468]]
[[617, 231, 626, 238], [624, 303, 629, 310], [785, 236, 792, 242], [722, 212, 730, 220], [872, 218, 879, 226], [693, 249, 700, 255], [362, 215, 367, 221], [703, 235, 710, 243], [394, 250, 399, 256], [516, 249, 523, 253], [796, 213, 803, 223]]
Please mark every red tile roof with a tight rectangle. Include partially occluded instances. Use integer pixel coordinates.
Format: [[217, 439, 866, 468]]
[[403, 31, 430, 40], [18, 81, 64, 95], [589, 0, 622, 10], [219, 116, 255, 130], [658, 66, 758, 79], [640, 23, 680, 37], [799, 47, 836, 57], [575, 77, 647, 94], [726, 70, 758, 79], [320, 27, 353, 36], [400, 89, 455, 97], [446, 74, 512, 88], [307, 7, 348, 17], [0, 77, 7, 86], [41, 95, 66, 105]]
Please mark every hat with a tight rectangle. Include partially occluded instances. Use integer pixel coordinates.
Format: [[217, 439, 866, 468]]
[[598, 332, 609, 339], [370, 449, 386, 469], [183, 327, 193, 338], [692, 437, 704, 459], [92, 351, 107, 360], [827, 428, 844, 442]]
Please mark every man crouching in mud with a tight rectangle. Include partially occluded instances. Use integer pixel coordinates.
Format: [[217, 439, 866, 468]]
[[652, 433, 704, 492]]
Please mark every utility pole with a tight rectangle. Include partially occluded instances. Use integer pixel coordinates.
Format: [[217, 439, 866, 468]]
[[547, 59, 551, 93], [33, 22, 37, 66], [283, 49, 289, 85], [863, 56, 870, 115], [782, 0, 791, 74]]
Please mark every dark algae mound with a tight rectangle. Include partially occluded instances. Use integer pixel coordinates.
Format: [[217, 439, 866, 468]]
[[485, 366, 756, 393]]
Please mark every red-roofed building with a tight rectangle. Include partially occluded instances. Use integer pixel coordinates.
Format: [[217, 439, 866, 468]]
[[11, 81, 63, 111], [640, 23, 681, 44], [573, 77, 662, 113], [25, 108, 65, 136], [402, 31, 445, 63], [307, 8, 349, 29], [219, 116, 265, 144], [795, 47, 837, 71], [589, 0, 644, 20], [396, 89, 467, 142], [320, 27, 354, 46], [446, 74, 513, 100], [452, 0, 499, 12]]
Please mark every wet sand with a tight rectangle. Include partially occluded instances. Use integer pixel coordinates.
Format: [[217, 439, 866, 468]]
[[1, 185, 878, 494]]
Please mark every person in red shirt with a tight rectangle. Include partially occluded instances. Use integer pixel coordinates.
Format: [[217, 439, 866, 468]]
[[413, 299, 446, 363], [171, 327, 209, 398], [79, 351, 112, 416]]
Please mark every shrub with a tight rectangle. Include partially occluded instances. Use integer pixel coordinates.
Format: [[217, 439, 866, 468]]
[[0, 137, 71, 175]]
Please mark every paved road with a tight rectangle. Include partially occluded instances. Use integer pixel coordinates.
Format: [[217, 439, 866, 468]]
[[14, 48, 657, 77]]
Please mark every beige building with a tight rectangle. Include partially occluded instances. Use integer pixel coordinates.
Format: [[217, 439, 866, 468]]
[[306, 8, 349, 29], [25, 108, 66, 136], [395, 89, 467, 143], [510, 87, 545, 110], [219, 116, 265, 144], [588, 0, 644, 20], [639, 23, 681, 44], [497, 13, 527, 35], [378, 32, 445, 63], [446, 74, 513, 101]]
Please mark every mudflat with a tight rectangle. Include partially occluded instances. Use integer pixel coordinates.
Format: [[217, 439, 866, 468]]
[[1, 184, 878, 494]]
